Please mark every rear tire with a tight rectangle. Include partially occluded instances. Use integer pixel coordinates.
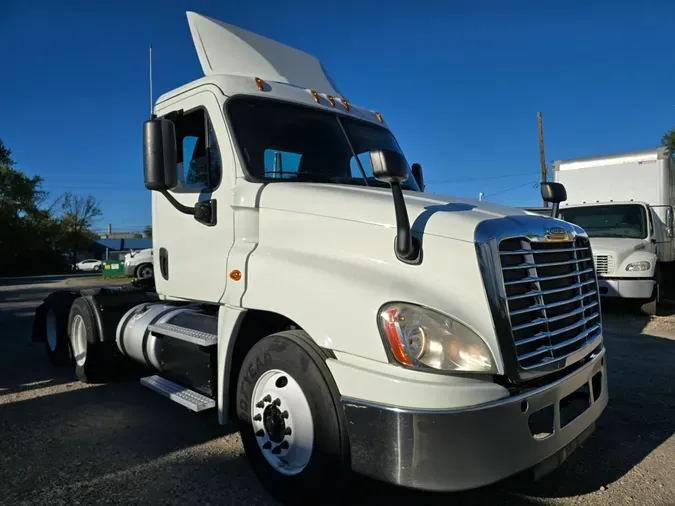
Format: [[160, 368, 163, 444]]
[[236, 330, 350, 504], [40, 293, 76, 367], [68, 298, 109, 383]]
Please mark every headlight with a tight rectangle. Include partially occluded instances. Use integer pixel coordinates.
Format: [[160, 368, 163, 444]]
[[378, 303, 496, 373], [626, 261, 651, 272]]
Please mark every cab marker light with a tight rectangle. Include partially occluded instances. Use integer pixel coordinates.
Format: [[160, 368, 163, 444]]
[[326, 95, 335, 107], [255, 77, 265, 91], [340, 98, 350, 111], [311, 90, 320, 103], [375, 112, 384, 123]]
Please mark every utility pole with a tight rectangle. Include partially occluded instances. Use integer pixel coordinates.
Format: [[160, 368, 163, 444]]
[[537, 112, 548, 207]]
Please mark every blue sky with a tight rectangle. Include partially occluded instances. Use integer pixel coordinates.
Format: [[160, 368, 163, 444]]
[[2, 0, 674, 233]]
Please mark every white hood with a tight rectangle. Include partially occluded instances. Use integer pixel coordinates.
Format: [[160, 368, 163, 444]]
[[587, 236, 653, 272], [258, 184, 532, 242], [186, 12, 340, 96]]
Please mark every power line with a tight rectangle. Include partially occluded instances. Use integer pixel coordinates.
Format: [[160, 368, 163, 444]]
[[482, 180, 539, 199], [426, 172, 533, 185]]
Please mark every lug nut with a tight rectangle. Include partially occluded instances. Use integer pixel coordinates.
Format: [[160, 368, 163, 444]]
[[282, 410, 289, 419], [284, 427, 292, 436], [263, 394, 272, 403], [256, 401, 264, 408], [273, 398, 281, 406], [256, 429, 265, 437], [271, 445, 281, 455], [280, 441, 289, 450], [263, 441, 271, 450], [254, 414, 262, 422]]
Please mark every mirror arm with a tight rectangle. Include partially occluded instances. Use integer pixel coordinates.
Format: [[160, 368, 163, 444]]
[[551, 202, 560, 219], [160, 190, 196, 215], [391, 182, 420, 262]]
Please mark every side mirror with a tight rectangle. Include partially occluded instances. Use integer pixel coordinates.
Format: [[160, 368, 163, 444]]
[[143, 118, 178, 191], [540, 182, 567, 219], [411, 163, 425, 192], [370, 149, 409, 184], [370, 149, 420, 263]]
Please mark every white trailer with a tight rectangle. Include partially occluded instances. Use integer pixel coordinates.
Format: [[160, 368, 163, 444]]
[[32, 12, 607, 503], [553, 147, 675, 315]]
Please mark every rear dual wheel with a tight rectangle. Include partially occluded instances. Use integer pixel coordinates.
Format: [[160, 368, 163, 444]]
[[236, 330, 350, 504], [67, 298, 109, 383]]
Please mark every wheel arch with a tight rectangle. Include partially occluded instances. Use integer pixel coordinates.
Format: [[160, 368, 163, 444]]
[[218, 306, 335, 424]]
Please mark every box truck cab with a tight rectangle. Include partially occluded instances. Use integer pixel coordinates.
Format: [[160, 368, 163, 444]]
[[32, 12, 607, 503], [554, 148, 675, 315]]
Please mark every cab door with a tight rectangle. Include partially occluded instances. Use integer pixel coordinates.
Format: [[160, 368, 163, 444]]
[[152, 88, 234, 303]]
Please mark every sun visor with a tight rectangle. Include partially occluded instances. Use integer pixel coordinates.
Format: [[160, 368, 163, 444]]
[[186, 12, 341, 96]]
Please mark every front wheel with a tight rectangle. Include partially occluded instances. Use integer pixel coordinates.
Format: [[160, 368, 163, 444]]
[[640, 286, 659, 316], [135, 263, 154, 279], [236, 330, 350, 504]]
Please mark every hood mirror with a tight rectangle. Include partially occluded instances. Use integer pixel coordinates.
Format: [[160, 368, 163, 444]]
[[540, 182, 567, 219], [371, 149, 421, 264]]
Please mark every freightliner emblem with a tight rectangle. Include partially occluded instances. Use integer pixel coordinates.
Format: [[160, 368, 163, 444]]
[[545, 227, 569, 242]]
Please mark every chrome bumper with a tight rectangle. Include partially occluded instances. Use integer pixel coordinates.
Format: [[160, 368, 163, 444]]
[[598, 278, 653, 299], [342, 347, 607, 491]]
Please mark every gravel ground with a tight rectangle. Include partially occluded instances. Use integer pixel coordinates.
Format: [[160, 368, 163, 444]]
[[0, 275, 673, 506]]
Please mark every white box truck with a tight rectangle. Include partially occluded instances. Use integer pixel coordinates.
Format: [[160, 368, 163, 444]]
[[31, 12, 607, 503], [553, 147, 675, 315]]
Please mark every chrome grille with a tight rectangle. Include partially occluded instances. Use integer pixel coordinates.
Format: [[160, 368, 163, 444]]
[[499, 236, 602, 370], [593, 254, 614, 275]]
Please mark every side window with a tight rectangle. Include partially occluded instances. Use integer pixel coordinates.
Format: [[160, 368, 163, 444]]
[[173, 108, 221, 190], [263, 150, 302, 179], [349, 152, 374, 179]]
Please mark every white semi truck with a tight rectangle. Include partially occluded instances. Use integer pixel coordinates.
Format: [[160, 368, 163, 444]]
[[554, 147, 675, 315], [32, 12, 607, 503]]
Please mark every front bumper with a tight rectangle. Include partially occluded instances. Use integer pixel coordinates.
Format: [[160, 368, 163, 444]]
[[342, 347, 607, 491], [597, 277, 654, 299], [123, 263, 136, 277]]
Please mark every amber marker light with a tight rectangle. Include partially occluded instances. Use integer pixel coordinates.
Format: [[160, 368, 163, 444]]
[[380, 308, 412, 365]]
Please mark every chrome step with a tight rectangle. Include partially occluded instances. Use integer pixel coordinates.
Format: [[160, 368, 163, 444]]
[[140, 375, 215, 412], [148, 322, 218, 347]]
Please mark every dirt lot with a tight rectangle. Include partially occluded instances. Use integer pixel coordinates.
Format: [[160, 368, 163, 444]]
[[0, 275, 674, 506]]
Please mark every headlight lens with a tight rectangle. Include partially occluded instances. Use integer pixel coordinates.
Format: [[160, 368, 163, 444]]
[[626, 261, 651, 272], [378, 303, 496, 373]]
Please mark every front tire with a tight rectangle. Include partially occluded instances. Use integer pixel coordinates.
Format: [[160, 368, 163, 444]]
[[640, 287, 659, 316], [236, 330, 350, 504], [135, 263, 154, 279]]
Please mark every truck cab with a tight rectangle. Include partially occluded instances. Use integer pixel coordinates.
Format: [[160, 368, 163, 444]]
[[554, 148, 675, 315], [33, 12, 607, 503]]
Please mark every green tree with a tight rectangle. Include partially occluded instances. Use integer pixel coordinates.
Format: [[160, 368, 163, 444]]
[[661, 128, 675, 153], [143, 225, 152, 239], [58, 192, 103, 262], [0, 138, 105, 275]]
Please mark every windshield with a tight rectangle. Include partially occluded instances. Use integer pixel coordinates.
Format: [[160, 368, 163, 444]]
[[226, 97, 420, 191], [559, 204, 648, 239]]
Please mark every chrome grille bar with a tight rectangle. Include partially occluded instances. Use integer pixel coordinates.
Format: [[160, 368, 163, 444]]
[[498, 234, 602, 372]]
